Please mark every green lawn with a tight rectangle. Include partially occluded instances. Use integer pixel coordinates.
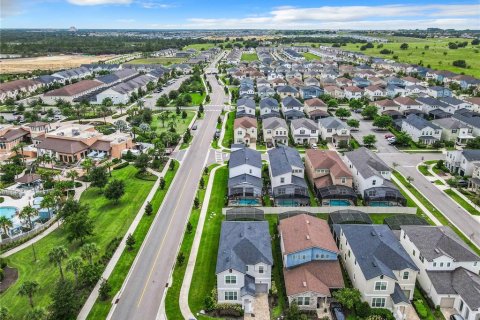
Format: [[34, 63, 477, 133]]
[[129, 57, 186, 66], [302, 52, 321, 61], [188, 167, 228, 318], [434, 180, 445, 186], [221, 111, 235, 148], [241, 53, 258, 62], [86, 161, 179, 319], [393, 171, 480, 255], [164, 164, 218, 320], [444, 189, 480, 216], [190, 92, 205, 105], [183, 43, 218, 51], [418, 164, 432, 176], [326, 37, 480, 78], [151, 110, 195, 136], [369, 214, 398, 225], [0, 165, 156, 319]]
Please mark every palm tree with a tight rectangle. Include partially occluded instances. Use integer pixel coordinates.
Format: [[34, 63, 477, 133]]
[[19, 205, 37, 230], [17, 281, 39, 308], [66, 256, 83, 287], [24, 307, 47, 320], [40, 194, 55, 218], [101, 98, 113, 124], [103, 161, 113, 177], [81, 243, 98, 265], [81, 158, 93, 175], [0, 216, 13, 237], [66, 170, 79, 184], [158, 112, 169, 128], [137, 99, 145, 109], [48, 246, 68, 281]]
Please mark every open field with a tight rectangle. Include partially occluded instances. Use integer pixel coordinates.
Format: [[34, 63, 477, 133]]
[[303, 52, 321, 60], [0, 165, 155, 319], [241, 53, 258, 62], [128, 57, 186, 65], [0, 54, 118, 74], [151, 110, 195, 135], [327, 37, 480, 77]]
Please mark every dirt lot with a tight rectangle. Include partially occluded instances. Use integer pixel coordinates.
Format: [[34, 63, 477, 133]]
[[0, 54, 119, 74]]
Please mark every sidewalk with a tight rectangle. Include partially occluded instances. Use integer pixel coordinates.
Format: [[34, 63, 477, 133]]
[[179, 164, 225, 320], [1, 181, 89, 258], [77, 164, 170, 320]]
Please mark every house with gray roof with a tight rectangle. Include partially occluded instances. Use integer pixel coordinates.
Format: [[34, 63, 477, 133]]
[[276, 85, 299, 98], [333, 224, 418, 316], [228, 147, 263, 206], [432, 117, 474, 145], [445, 149, 480, 176], [267, 145, 309, 206], [344, 147, 405, 206], [400, 225, 480, 320], [317, 117, 350, 147], [453, 110, 480, 137], [216, 221, 273, 314], [257, 85, 275, 98], [259, 97, 280, 119], [263, 117, 288, 146], [236, 97, 256, 118], [281, 96, 305, 122], [401, 114, 442, 145], [290, 118, 318, 145]]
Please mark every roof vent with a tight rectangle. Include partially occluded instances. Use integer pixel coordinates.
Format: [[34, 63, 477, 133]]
[[434, 248, 440, 254], [371, 231, 376, 237], [306, 220, 310, 224], [302, 281, 307, 287], [372, 261, 377, 267], [306, 235, 310, 240], [239, 232, 243, 238]]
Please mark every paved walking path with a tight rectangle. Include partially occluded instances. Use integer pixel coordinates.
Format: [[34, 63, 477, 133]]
[[77, 164, 169, 320], [179, 164, 226, 320], [1, 181, 89, 258]]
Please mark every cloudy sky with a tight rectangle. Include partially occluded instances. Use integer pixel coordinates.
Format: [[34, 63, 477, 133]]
[[1, 0, 479, 29]]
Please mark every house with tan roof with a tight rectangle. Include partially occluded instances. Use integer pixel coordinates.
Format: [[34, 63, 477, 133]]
[[374, 99, 402, 118], [364, 85, 386, 101], [344, 86, 363, 100], [304, 98, 328, 120], [234, 117, 257, 146], [279, 214, 344, 310], [0, 79, 43, 102], [43, 80, 104, 104], [393, 96, 423, 114], [323, 85, 345, 99]]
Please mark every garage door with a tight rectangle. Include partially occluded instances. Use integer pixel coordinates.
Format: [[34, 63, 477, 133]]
[[440, 298, 455, 308], [255, 283, 268, 293]]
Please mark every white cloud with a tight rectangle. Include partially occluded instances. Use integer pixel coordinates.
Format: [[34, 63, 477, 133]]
[[139, 1, 175, 9], [183, 3, 480, 29], [0, 0, 24, 17], [67, 0, 132, 5]]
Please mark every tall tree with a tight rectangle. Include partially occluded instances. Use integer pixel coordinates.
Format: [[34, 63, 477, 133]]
[[80, 243, 98, 265], [19, 205, 37, 230], [104, 179, 125, 204], [89, 166, 108, 189], [0, 216, 13, 237], [17, 281, 39, 308], [66, 256, 83, 288], [48, 246, 68, 281], [48, 279, 80, 320]]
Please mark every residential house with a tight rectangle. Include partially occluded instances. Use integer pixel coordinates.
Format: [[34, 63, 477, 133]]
[[271, 78, 287, 88], [259, 97, 280, 119], [257, 86, 275, 98], [393, 97, 424, 114], [344, 147, 406, 206], [324, 86, 345, 99], [453, 110, 480, 137], [401, 114, 442, 145], [401, 76, 421, 87], [234, 117, 257, 145], [352, 77, 370, 88], [277, 85, 299, 98], [263, 117, 289, 146], [427, 86, 452, 99], [344, 86, 363, 100], [374, 99, 402, 118], [281, 96, 305, 122], [404, 85, 428, 97], [317, 117, 350, 148], [304, 98, 328, 120], [439, 97, 472, 113], [432, 118, 474, 146], [365, 85, 387, 101], [228, 147, 263, 205], [239, 82, 255, 97], [43, 80, 104, 104], [400, 226, 480, 320], [305, 150, 356, 206], [267, 146, 309, 206], [94, 74, 155, 105], [299, 86, 323, 100], [333, 224, 419, 318], [386, 85, 406, 99], [279, 214, 345, 310], [0, 126, 31, 156], [236, 98, 256, 118], [290, 118, 318, 145], [216, 221, 273, 313], [445, 149, 480, 176]]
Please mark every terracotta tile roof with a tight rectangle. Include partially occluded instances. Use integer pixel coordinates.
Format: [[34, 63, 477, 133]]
[[375, 99, 399, 107], [90, 139, 111, 152], [234, 116, 257, 129], [306, 150, 352, 179], [36, 137, 89, 154], [44, 80, 102, 97], [0, 127, 29, 142], [279, 214, 339, 254], [284, 261, 345, 296]]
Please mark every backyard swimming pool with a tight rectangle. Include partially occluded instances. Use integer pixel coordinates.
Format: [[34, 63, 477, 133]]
[[0, 206, 18, 219], [328, 200, 351, 206]]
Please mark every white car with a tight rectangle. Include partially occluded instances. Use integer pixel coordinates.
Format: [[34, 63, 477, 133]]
[[311, 143, 318, 149]]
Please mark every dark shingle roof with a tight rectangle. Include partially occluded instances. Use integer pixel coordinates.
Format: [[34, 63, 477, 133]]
[[345, 147, 390, 179], [282, 96, 303, 108], [268, 145, 304, 177], [229, 147, 262, 169], [216, 221, 273, 274], [335, 224, 418, 280], [462, 149, 480, 162], [404, 114, 440, 130], [263, 117, 287, 130], [260, 97, 279, 109], [228, 174, 262, 189]]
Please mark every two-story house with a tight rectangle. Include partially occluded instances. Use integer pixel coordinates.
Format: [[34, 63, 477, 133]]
[[305, 150, 356, 206], [277, 85, 299, 98], [400, 225, 480, 320], [304, 98, 328, 120], [234, 117, 257, 146], [216, 221, 273, 314], [236, 97, 256, 118], [290, 118, 318, 145], [263, 117, 289, 147], [365, 85, 387, 101], [332, 224, 419, 319], [317, 117, 350, 147], [432, 118, 475, 146], [279, 214, 344, 310], [401, 114, 442, 145], [228, 147, 263, 206], [344, 147, 406, 206], [259, 97, 281, 119], [344, 86, 363, 100], [281, 96, 305, 122], [299, 86, 323, 100], [427, 86, 452, 99], [445, 149, 480, 176], [267, 145, 309, 206]]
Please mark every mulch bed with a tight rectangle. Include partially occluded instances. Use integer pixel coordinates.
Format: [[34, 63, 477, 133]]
[[0, 266, 19, 293]]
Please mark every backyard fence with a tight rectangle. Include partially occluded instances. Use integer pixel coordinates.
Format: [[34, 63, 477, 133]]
[[222, 206, 417, 216]]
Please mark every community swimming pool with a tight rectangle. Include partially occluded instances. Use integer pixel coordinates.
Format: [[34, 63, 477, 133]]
[[0, 206, 18, 219]]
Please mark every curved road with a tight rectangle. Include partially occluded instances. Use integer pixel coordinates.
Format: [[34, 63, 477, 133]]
[[108, 58, 225, 320]]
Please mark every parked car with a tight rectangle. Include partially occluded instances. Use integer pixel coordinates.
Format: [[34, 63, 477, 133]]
[[311, 143, 318, 149], [330, 302, 346, 320], [457, 180, 468, 187], [385, 134, 395, 139], [192, 124, 198, 130], [354, 109, 362, 113], [450, 315, 465, 320]]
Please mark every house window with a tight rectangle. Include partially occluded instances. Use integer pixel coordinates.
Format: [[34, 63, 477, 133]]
[[225, 275, 237, 284], [267, 130, 271, 134], [440, 262, 444, 267], [327, 129, 332, 133], [224, 291, 238, 301], [237, 130, 242, 135], [372, 298, 386, 308], [433, 262, 436, 267], [280, 177, 285, 183], [296, 297, 310, 306], [447, 262, 450, 267], [374, 281, 387, 291], [372, 180, 376, 186], [403, 271, 409, 280], [300, 130, 305, 134], [341, 177, 346, 184], [258, 266, 264, 274]]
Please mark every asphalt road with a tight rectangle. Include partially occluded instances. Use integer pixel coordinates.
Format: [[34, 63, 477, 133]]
[[142, 75, 189, 109], [109, 61, 223, 320], [349, 113, 480, 248]]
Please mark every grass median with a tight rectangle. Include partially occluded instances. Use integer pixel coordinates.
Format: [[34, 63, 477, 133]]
[[444, 188, 480, 216], [221, 111, 234, 148], [86, 161, 179, 319]]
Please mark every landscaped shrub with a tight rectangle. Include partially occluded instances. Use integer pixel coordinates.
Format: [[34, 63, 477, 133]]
[[216, 303, 244, 317], [113, 162, 129, 170], [370, 308, 395, 320], [355, 301, 372, 318], [0, 268, 4, 281], [414, 299, 429, 319], [0, 197, 4, 204], [0, 258, 7, 268], [204, 288, 217, 312]]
